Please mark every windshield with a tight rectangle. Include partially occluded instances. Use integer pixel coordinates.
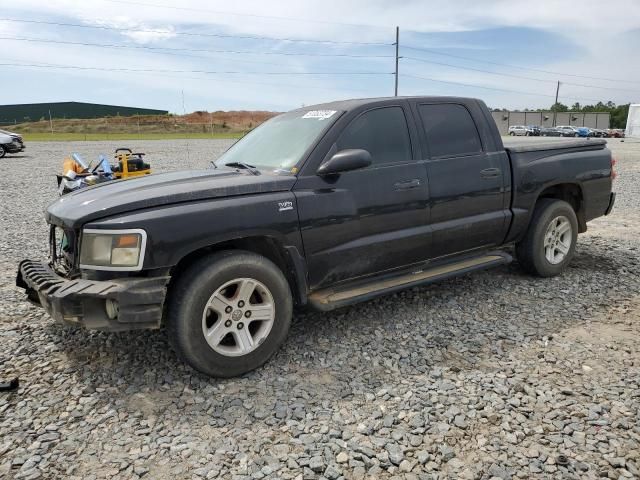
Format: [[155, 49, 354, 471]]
[[215, 109, 340, 173]]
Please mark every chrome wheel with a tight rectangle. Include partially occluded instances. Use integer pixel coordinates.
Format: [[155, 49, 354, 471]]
[[543, 215, 572, 264], [201, 278, 275, 357]]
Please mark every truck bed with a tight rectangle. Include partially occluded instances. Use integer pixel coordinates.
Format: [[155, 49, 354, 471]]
[[503, 137, 612, 244]]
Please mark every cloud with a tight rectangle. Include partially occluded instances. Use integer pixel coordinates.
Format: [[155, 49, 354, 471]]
[[82, 16, 177, 44], [1, 0, 639, 111]]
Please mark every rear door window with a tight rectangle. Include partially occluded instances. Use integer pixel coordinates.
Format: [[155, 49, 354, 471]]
[[337, 106, 412, 166], [418, 103, 482, 158]]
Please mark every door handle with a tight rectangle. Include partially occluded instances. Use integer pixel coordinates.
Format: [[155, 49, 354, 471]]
[[394, 179, 421, 190], [480, 168, 501, 179]]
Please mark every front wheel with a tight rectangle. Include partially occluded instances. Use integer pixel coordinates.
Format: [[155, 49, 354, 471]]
[[167, 251, 293, 377], [516, 199, 578, 277], [0, 146, 6, 159]]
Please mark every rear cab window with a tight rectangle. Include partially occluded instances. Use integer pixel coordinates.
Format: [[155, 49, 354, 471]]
[[417, 103, 483, 158]]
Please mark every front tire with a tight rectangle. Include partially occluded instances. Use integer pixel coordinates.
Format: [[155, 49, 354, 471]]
[[0, 146, 6, 159], [167, 251, 293, 377], [515, 199, 578, 277]]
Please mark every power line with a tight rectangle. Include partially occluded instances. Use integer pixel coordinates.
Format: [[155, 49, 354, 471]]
[[400, 73, 603, 103], [403, 56, 556, 84], [0, 35, 292, 68], [0, 58, 371, 94], [402, 45, 640, 85], [0, 35, 393, 59], [402, 56, 640, 94], [0, 17, 392, 46], [0, 61, 392, 76]]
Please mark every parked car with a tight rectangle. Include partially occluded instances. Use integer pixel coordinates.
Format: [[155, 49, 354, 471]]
[[17, 96, 616, 378], [508, 125, 528, 136], [0, 128, 25, 158], [526, 125, 541, 136], [540, 127, 563, 137], [608, 129, 625, 138], [557, 126, 580, 137], [590, 129, 608, 138]]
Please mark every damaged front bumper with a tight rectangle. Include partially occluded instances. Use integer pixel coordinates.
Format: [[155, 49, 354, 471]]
[[16, 260, 169, 331]]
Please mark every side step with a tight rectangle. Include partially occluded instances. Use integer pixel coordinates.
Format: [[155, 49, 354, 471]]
[[308, 251, 512, 311]]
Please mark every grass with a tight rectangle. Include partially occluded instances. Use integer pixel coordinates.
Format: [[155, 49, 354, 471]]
[[22, 132, 245, 141]]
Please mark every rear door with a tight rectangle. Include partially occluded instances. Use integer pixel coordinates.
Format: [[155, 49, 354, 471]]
[[412, 101, 509, 259], [294, 104, 430, 289]]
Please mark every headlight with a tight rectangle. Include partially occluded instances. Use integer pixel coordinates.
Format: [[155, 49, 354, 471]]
[[79, 229, 147, 271]]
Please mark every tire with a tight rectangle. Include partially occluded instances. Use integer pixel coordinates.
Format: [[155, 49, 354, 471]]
[[167, 250, 293, 377], [509, 132, 515, 136], [0, 146, 5, 159], [515, 199, 578, 277]]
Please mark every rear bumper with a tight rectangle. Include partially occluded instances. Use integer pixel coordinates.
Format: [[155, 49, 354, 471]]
[[16, 260, 169, 331], [605, 192, 616, 216]]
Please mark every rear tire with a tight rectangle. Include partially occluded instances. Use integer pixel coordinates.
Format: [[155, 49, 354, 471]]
[[515, 199, 578, 277], [167, 250, 293, 377]]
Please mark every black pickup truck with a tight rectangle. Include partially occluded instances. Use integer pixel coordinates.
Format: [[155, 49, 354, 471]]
[[17, 96, 616, 377]]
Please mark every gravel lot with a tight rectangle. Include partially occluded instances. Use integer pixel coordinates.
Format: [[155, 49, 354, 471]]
[[1, 138, 639, 480]]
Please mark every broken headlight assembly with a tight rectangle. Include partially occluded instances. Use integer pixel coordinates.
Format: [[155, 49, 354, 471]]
[[79, 229, 147, 271]]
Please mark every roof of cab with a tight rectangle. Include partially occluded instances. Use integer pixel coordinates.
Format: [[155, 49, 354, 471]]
[[298, 96, 480, 112]]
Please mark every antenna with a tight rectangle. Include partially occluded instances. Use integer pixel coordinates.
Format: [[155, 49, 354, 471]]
[[181, 89, 191, 164]]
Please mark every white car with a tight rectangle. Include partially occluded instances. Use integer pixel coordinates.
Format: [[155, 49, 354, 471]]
[[508, 125, 528, 136], [0, 128, 25, 158]]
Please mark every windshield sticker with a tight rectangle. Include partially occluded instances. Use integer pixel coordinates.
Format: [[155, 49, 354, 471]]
[[302, 110, 336, 120]]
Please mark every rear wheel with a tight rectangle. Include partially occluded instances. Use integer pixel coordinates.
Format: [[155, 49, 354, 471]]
[[167, 251, 293, 377], [516, 199, 578, 277]]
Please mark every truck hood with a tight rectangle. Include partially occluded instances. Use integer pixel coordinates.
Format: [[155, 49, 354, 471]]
[[46, 168, 297, 229]]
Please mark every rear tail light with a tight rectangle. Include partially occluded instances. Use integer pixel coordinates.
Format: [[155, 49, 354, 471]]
[[611, 157, 617, 180]]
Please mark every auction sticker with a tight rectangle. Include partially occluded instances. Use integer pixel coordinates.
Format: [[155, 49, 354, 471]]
[[302, 110, 336, 120]]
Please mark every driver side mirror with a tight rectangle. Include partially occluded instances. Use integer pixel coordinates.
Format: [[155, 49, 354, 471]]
[[317, 149, 372, 175]]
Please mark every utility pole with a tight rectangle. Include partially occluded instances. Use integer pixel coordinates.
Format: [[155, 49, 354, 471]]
[[48, 109, 53, 134], [394, 26, 399, 96], [552, 81, 560, 127]]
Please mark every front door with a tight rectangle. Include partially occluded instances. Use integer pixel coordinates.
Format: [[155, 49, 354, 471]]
[[413, 102, 509, 259], [294, 104, 430, 289]]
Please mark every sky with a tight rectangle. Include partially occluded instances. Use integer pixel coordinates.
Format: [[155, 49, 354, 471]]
[[1, 0, 639, 113]]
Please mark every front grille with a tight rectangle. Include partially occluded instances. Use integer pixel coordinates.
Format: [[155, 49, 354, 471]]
[[50, 225, 77, 277]]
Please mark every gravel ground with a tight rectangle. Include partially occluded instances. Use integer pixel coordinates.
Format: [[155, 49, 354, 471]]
[[1, 138, 639, 480]]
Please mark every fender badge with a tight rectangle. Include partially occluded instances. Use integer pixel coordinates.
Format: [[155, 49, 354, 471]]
[[278, 201, 293, 212]]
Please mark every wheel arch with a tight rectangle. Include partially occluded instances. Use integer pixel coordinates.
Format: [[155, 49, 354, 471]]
[[536, 182, 586, 233], [168, 235, 308, 307]]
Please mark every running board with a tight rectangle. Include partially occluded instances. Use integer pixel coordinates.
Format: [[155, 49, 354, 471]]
[[308, 252, 512, 311]]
